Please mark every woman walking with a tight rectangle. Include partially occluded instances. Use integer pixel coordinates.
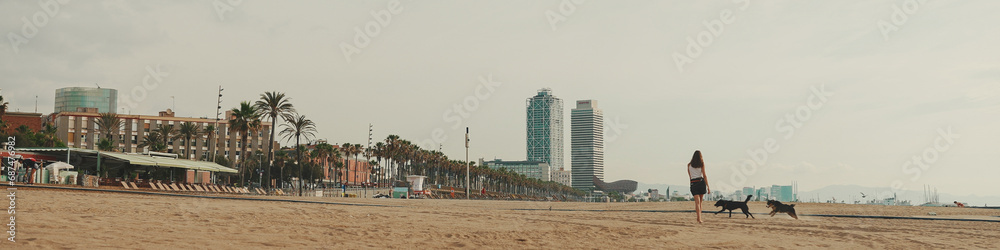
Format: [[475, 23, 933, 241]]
[[688, 150, 710, 223]]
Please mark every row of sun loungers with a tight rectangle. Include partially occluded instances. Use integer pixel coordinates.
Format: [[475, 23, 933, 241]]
[[119, 181, 266, 195]]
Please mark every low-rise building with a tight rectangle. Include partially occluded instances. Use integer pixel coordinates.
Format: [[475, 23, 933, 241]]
[[551, 167, 571, 187], [52, 109, 275, 164], [480, 158, 550, 182], [1, 111, 43, 134]]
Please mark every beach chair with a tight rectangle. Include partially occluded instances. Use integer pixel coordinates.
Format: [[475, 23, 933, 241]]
[[129, 182, 140, 189], [120, 181, 131, 189], [169, 183, 180, 191], [183, 184, 194, 192], [194, 185, 205, 192], [149, 182, 160, 191], [256, 188, 266, 195], [209, 185, 220, 193]]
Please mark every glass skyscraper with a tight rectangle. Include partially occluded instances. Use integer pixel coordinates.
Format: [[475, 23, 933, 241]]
[[526, 88, 563, 175], [571, 100, 603, 191], [55, 87, 118, 113]]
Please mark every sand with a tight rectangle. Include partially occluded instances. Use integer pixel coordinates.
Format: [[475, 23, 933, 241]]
[[4, 187, 1000, 249]]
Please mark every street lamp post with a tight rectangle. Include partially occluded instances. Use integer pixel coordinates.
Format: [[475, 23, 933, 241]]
[[257, 154, 264, 187], [465, 127, 470, 200], [212, 86, 223, 163]]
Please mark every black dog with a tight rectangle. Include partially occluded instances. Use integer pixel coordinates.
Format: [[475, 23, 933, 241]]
[[766, 200, 799, 219], [714, 195, 755, 218]]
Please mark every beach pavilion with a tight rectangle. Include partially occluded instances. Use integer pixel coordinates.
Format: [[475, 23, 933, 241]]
[[9, 147, 237, 185]]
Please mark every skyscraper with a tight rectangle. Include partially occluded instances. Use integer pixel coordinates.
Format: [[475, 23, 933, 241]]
[[55, 87, 118, 113], [571, 100, 604, 191], [526, 88, 563, 174]]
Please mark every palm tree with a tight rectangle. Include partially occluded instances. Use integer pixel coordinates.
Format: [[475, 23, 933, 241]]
[[154, 124, 180, 149], [275, 150, 289, 189], [0, 94, 8, 124], [201, 124, 216, 160], [229, 101, 261, 186], [314, 142, 334, 185], [353, 144, 363, 185], [177, 122, 201, 159], [94, 112, 122, 151], [139, 131, 166, 152], [341, 143, 354, 186], [279, 113, 317, 196], [254, 91, 295, 189], [39, 123, 62, 147]]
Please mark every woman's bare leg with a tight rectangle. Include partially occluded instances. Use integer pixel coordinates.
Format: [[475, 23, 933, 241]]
[[695, 195, 703, 223]]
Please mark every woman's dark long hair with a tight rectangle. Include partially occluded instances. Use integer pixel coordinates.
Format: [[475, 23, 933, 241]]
[[689, 150, 704, 168]]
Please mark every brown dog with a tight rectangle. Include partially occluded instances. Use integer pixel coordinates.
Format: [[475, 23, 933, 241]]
[[766, 200, 798, 219]]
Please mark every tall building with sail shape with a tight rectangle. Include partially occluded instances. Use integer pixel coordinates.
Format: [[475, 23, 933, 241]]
[[526, 88, 564, 175]]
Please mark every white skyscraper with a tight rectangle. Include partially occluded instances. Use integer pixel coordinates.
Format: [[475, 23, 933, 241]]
[[571, 100, 604, 191]]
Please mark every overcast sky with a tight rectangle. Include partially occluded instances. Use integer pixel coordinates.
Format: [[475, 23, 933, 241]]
[[2, 1, 998, 198]]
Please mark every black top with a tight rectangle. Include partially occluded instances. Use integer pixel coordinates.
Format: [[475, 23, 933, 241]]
[[23, 159, 37, 169]]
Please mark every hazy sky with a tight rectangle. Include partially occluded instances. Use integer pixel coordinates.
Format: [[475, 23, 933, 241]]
[[2, 1, 998, 197]]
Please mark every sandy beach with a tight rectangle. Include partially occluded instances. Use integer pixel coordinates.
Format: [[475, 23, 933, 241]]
[[5, 186, 1000, 249]]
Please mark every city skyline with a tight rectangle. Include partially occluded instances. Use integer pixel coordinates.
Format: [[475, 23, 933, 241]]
[[2, 1, 998, 199]]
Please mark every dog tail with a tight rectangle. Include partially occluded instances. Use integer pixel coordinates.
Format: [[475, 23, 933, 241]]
[[745, 195, 753, 202]]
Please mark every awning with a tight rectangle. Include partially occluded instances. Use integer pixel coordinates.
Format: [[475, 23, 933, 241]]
[[14, 147, 237, 173]]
